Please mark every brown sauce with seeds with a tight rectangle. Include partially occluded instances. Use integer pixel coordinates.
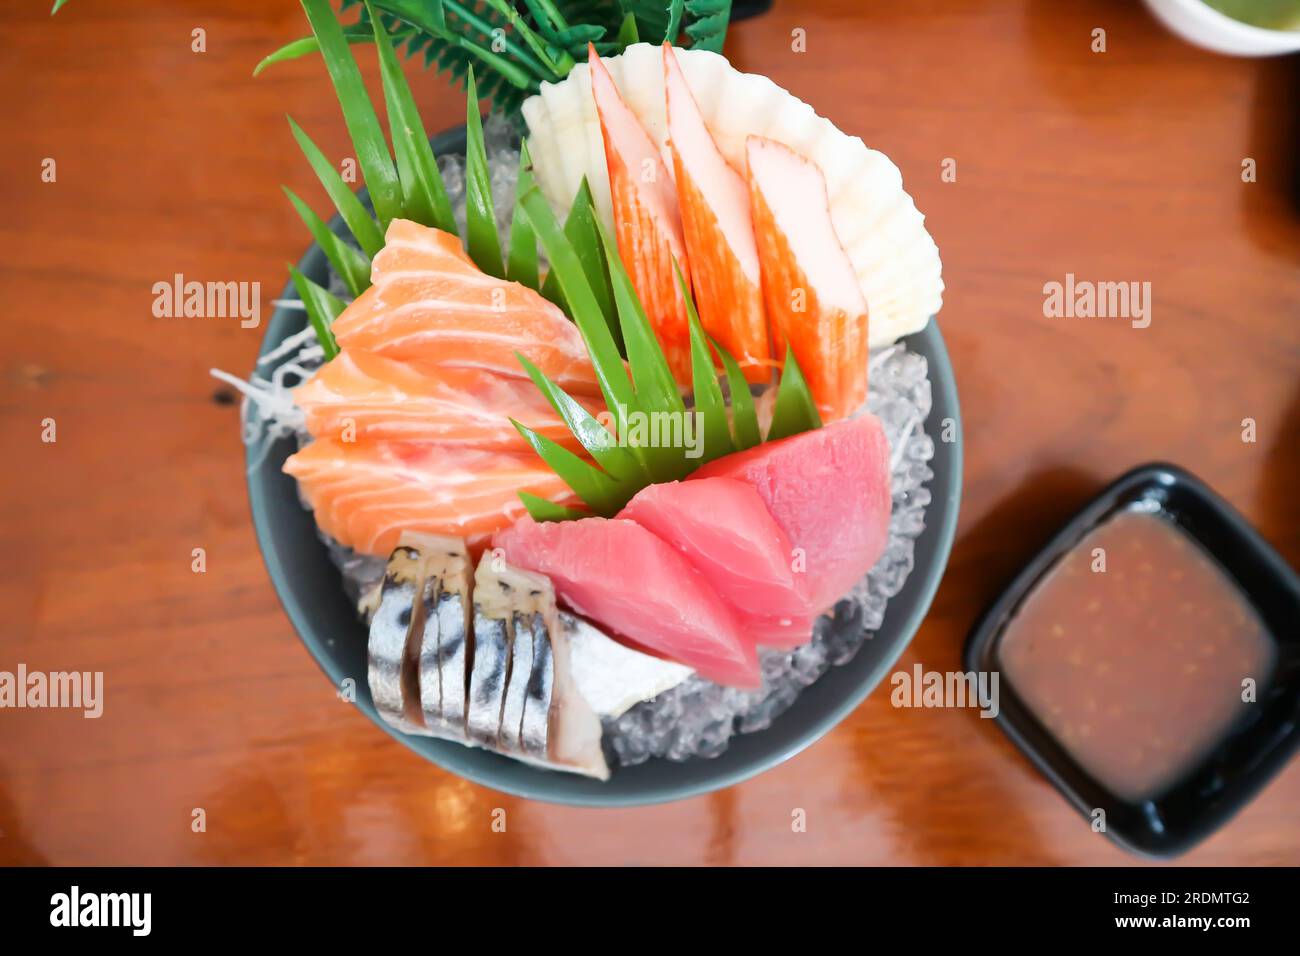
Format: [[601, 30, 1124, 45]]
[[998, 509, 1276, 802]]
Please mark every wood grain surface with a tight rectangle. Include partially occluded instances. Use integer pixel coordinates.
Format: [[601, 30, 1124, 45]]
[[1, 0, 1297, 866]]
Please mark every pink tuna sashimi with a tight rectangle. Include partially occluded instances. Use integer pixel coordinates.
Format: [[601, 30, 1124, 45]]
[[493, 515, 759, 688], [619, 477, 815, 648], [690, 416, 892, 613]]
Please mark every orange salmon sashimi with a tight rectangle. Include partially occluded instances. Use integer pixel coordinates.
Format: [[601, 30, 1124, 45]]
[[283, 439, 581, 556], [588, 44, 693, 384], [746, 136, 869, 421], [331, 219, 602, 397], [663, 44, 770, 385], [292, 349, 603, 451]]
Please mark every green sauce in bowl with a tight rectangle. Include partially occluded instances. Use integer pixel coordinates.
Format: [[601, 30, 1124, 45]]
[[1202, 0, 1300, 31]]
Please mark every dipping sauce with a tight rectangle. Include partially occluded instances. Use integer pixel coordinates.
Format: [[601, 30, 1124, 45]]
[[998, 509, 1277, 802]]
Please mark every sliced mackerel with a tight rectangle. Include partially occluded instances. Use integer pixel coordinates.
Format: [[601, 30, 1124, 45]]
[[517, 611, 554, 760], [467, 554, 514, 747], [494, 564, 556, 757], [416, 538, 473, 738], [543, 608, 608, 778], [366, 541, 430, 735], [363, 541, 616, 779], [469, 555, 607, 778]]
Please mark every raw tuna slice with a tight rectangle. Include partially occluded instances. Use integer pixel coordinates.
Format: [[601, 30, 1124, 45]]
[[618, 477, 814, 647], [493, 515, 759, 688], [745, 613, 819, 646], [747, 136, 869, 421], [690, 416, 891, 613]]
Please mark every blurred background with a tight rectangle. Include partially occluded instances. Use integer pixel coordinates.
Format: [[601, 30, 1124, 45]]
[[0, 0, 1297, 865]]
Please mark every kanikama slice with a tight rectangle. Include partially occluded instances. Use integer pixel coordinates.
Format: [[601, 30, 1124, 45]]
[[663, 44, 770, 384], [746, 136, 869, 421], [589, 45, 693, 383]]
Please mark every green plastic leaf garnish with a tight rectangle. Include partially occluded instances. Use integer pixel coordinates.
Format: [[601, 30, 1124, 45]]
[[370, 0, 457, 233], [712, 333, 761, 450], [511, 421, 637, 514], [301, 0, 403, 228], [287, 116, 385, 257], [616, 12, 640, 46], [282, 187, 371, 298], [766, 340, 824, 442], [516, 354, 647, 485], [288, 265, 343, 360], [518, 185, 636, 418], [594, 218, 683, 417], [464, 68, 505, 278], [678, 263, 734, 462], [253, 24, 375, 77], [506, 141, 540, 289], [539, 178, 617, 346], [518, 492, 589, 523]]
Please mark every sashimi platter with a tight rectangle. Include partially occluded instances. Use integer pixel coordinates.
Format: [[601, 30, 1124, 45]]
[[222, 1, 952, 794]]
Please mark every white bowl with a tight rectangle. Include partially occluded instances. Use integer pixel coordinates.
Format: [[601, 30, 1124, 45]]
[[1143, 0, 1300, 56]]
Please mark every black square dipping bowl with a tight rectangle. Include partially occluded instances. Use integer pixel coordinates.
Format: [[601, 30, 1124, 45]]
[[965, 463, 1300, 857]]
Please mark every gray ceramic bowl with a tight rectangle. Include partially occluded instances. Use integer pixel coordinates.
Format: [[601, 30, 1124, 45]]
[[246, 128, 962, 806]]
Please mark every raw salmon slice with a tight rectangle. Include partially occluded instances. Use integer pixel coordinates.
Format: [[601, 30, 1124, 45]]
[[619, 477, 814, 648], [292, 349, 602, 451], [331, 219, 601, 396], [493, 515, 759, 688], [746, 136, 869, 420], [283, 439, 579, 556], [663, 44, 770, 384], [588, 44, 693, 384], [691, 416, 891, 613]]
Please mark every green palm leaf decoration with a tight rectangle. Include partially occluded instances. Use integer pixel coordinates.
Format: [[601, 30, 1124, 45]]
[[256, 0, 733, 116], [683, 0, 731, 52], [303, 0, 404, 228], [373, 8, 458, 233]]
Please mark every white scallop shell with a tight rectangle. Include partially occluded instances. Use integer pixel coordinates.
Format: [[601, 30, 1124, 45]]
[[521, 43, 944, 347]]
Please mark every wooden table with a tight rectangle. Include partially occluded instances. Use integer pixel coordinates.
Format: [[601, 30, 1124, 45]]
[[2, 0, 1297, 866]]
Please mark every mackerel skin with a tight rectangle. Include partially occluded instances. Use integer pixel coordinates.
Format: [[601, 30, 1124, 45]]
[[366, 545, 427, 735]]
